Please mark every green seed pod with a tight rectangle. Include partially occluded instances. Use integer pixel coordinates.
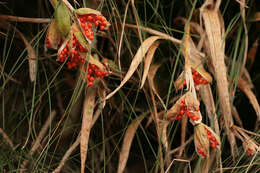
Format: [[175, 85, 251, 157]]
[[54, 1, 71, 36], [75, 8, 101, 16]]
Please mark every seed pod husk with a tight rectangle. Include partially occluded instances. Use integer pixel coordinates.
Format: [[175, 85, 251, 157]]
[[54, 1, 71, 36], [46, 19, 61, 49]]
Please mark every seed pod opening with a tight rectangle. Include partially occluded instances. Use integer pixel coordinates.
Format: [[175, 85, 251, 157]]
[[194, 123, 210, 158]]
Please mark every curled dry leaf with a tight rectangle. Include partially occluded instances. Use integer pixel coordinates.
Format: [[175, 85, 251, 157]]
[[45, 19, 62, 49], [117, 114, 146, 173], [201, 6, 237, 157], [198, 85, 220, 134], [80, 86, 96, 173], [158, 121, 170, 152], [147, 64, 166, 110], [141, 40, 160, 88], [106, 36, 162, 100], [54, 0, 71, 36], [238, 77, 260, 120]]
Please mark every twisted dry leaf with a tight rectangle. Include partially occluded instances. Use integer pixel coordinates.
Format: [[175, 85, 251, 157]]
[[117, 114, 146, 173], [201, 7, 237, 157], [141, 40, 161, 88], [106, 36, 162, 100], [238, 77, 260, 120], [80, 86, 96, 173]]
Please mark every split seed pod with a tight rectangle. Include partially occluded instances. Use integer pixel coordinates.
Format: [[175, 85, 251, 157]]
[[75, 8, 110, 42], [242, 139, 259, 156], [194, 123, 210, 157], [54, 1, 71, 36], [201, 123, 221, 150], [165, 92, 202, 125], [174, 61, 212, 90], [45, 19, 62, 49], [71, 23, 91, 51]]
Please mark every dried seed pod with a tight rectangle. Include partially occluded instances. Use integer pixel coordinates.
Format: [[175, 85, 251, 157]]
[[54, 1, 71, 36], [174, 61, 212, 90], [165, 92, 202, 125], [71, 23, 90, 52], [243, 140, 258, 156], [75, 8, 110, 42], [194, 123, 210, 158], [45, 19, 62, 49], [201, 123, 221, 150], [242, 139, 259, 156]]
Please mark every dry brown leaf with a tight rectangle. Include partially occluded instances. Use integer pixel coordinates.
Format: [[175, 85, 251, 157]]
[[117, 114, 146, 173], [201, 7, 237, 157], [106, 36, 162, 100], [158, 121, 169, 151], [80, 86, 96, 173], [141, 41, 160, 88], [247, 38, 258, 69], [11, 25, 37, 82], [198, 85, 220, 134], [148, 64, 166, 110], [238, 77, 260, 120]]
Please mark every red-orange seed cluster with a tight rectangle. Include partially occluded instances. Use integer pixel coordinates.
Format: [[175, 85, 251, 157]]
[[192, 69, 208, 85], [204, 127, 220, 149], [77, 14, 109, 41], [59, 35, 87, 69], [171, 99, 200, 121], [182, 69, 209, 89], [45, 34, 52, 49], [86, 64, 107, 86], [197, 148, 207, 157]]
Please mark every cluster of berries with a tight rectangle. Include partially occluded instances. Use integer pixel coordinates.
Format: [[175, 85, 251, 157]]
[[45, 34, 53, 49], [204, 127, 220, 149], [77, 14, 109, 41], [196, 148, 207, 157], [59, 35, 87, 69], [85, 64, 107, 86], [182, 69, 209, 88], [172, 99, 200, 121]]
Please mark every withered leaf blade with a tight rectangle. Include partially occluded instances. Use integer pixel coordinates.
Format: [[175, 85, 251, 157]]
[[141, 40, 160, 88], [54, 1, 71, 36], [117, 114, 146, 173], [80, 87, 96, 173], [201, 7, 237, 157], [106, 36, 162, 100]]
